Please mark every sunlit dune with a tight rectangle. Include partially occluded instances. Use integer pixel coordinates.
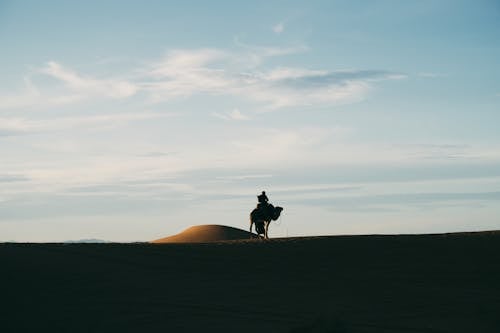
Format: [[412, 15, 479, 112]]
[[151, 224, 255, 243]]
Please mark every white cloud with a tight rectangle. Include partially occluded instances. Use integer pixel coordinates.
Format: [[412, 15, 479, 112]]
[[41, 61, 138, 98], [0, 112, 173, 135], [232, 40, 308, 66], [0, 62, 138, 110], [1, 46, 402, 112], [273, 22, 285, 34], [143, 47, 402, 110], [263, 67, 326, 80], [212, 109, 249, 121], [0, 76, 83, 110], [144, 49, 233, 100], [243, 76, 372, 110], [0, 117, 33, 135], [150, 48, 227, 77], [229, 109, 249, 120], [216, 174, 273, 181]]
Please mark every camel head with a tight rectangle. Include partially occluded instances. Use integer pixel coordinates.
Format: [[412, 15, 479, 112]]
[[272, 206, 283, 221]]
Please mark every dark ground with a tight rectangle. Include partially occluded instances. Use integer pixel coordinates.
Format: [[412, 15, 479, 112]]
[[1, 232, 500, 332]]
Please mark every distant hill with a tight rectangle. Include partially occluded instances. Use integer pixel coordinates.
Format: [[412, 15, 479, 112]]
[[152, 224, 256, 243], [63, 238, 110, 243]]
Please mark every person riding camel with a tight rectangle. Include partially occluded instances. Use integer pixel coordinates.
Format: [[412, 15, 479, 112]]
[[258, 191, 269, 205], [250, 191, 283, 239], [257, 191, 269, 211], [257, 191, 270, 214]]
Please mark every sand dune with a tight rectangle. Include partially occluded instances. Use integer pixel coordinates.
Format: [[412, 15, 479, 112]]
[[151, 224, 255, 243], [2, 231, 500, 332]]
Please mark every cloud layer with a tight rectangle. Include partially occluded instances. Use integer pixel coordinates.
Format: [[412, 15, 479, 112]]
[[143, 47, 404, 109], [2, 44, 497, 241], [1, 45, 404, 111]]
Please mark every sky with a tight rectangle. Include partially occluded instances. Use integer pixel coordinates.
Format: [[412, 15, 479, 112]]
[[1, 0, 500, 242]]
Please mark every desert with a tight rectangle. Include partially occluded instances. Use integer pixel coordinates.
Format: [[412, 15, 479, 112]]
[[2, 226, 500, 332]]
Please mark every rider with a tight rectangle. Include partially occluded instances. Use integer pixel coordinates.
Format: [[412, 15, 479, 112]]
[[257, 191, 269, 205], [257, 191, 270, 213]]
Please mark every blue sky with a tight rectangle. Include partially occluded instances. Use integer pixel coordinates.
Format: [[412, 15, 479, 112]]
[[1, 0, 500, 241]]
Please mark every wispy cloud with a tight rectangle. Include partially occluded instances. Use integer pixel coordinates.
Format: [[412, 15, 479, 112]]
[[294, 191, 500, 210], [1, 46, 404, 112], [240, 69, 400, 109], [143, 47, 404, 109], [229, 109, 250, 120], [0, 112, 173, 135], [211, 109, 250, 121], [0, 62, 138, 110], [0, 117, 33, 136], [0, 175, 29, 183], [232, 39, 308, 64], [215, 174, 273, 181], [0, 77, 83, 110], [418, 72, 445, 78], [273, 22, 285, 34], [144, 48, 232, 100], [397, 143, 490, 161], [41, 61, 138, 98]]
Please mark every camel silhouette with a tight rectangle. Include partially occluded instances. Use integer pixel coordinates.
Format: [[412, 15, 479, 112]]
[[249, 204, 283, 239]]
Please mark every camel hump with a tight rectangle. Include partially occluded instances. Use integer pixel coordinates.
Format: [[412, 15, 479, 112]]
[[250, 202, 283, 222]]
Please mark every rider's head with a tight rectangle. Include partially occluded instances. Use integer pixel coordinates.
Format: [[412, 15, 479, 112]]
[[258, 191, 267, 203]]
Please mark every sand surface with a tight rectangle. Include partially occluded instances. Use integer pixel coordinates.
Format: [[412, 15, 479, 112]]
[[2, 230, 500, 332]]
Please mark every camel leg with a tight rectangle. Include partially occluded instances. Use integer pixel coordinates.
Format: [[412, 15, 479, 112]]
[[265, 221, 270, 239]]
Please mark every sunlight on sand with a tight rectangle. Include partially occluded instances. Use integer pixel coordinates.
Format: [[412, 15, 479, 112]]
[[151, 224, 256, 243]]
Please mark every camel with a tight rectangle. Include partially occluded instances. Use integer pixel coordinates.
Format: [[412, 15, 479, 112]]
[[249, 204, 283, 239]]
